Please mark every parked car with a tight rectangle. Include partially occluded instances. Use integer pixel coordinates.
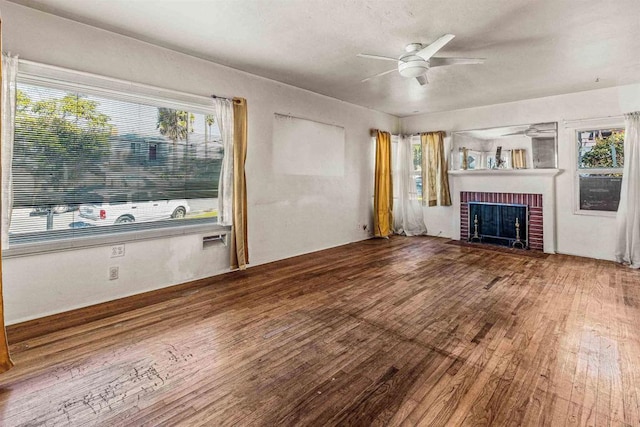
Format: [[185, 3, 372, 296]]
[[30, 188, 103, 216], [78, 192, 190, 226], [30, 205, 72, 216]]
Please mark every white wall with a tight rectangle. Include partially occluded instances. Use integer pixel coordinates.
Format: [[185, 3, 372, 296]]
[[401, 83, 640, 261], [0, 2, 398, 324]]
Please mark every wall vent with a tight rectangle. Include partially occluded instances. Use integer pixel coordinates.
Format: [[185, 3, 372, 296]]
[[203, 234, 226, 249]]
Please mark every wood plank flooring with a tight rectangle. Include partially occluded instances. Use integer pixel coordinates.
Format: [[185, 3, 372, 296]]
[[0, 236, 639, 426]]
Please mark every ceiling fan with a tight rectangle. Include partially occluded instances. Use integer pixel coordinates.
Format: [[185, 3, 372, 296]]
[[357, 34, 484, 86], [503, 122, 558, 137]]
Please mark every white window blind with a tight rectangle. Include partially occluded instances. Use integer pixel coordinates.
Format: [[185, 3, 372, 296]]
[[8, 73, 224, 248]]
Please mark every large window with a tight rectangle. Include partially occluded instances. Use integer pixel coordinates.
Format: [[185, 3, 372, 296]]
[[390, 136, 422, 203], [576, 127, 625, 212], [8, 74, 223, 250]]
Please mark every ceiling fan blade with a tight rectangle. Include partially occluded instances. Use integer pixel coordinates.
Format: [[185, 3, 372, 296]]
[[357, 53, 399, 62], [416, 34, 455, 61], [415, 75, 428, 86], [531, 122, 558, 131], [361, 68, 397, 82], [429, 57, 485, 67], [525, 129, 556, 137]]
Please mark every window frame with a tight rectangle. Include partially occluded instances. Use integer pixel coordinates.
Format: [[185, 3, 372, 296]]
[[571, 122, 625, 217], [3, 61, 230, 258], [410, 137, 422, 202]]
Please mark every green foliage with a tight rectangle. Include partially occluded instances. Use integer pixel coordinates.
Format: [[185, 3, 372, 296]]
[[157, 108, 197, 172], [16, 90, 31, 113], [156, 108, 195, 142], [14, 89, 114, 192], [412, 143, 422, 171], [204, 114, 215, 143], [580, 131, 625, 168]]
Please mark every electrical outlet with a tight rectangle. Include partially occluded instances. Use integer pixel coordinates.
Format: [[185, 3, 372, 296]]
[[111, 244, 125, 258], [109, 266, 119, 280]]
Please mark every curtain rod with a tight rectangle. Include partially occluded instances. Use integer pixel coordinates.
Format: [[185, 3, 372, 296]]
[[370, 128, 396, 137], [370, 130, 446, 138], [274, 113, 343, 129], [402, 131, 447, 137]]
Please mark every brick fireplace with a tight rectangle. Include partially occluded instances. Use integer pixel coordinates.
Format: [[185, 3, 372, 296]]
[[449, 169, 560, 253], [460, 191, 543, 251]]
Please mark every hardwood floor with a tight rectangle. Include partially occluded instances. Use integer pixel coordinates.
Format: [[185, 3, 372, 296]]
[[1, 236, 639, 426]]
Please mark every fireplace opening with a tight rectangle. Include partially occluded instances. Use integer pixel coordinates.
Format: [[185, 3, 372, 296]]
[[468, 202, 528, 249], [460, 192, 543, 251]]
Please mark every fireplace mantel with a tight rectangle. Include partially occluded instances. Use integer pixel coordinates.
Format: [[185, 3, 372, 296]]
[[449, 168, 562, 177], [450, 169, 561, 253]]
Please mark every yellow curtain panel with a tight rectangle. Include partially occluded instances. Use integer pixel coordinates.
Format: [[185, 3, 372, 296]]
[[231, 98, 249, 270], [373, 130, 393, 237], [512, 149, 527, 169], [421, 131, 452, 207], [0, 18, 14, 373]]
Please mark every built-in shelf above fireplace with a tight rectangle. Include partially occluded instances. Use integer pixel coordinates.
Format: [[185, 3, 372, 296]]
[[451, 122, 559, 170]]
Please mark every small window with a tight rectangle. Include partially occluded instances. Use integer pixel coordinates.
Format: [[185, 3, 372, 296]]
[[576, 128, 624, 212], [149, 144, 157, 161]]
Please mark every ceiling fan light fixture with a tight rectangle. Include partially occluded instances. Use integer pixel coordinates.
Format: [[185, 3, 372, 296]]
[[398, 60, 429, 78]]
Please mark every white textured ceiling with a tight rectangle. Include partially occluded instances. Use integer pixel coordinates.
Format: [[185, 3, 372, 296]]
[[7, 0, 640, 117]]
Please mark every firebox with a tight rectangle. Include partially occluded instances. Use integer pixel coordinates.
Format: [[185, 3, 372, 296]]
[[467, 202, 528, 249]]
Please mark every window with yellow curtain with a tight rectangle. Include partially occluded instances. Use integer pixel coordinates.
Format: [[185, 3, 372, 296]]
[[420, 131, 451, 207], [373, 130, 393, 237]]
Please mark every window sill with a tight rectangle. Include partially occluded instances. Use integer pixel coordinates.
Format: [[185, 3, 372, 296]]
[[573, 209, 617, 218], [2, 222, 231, 259]]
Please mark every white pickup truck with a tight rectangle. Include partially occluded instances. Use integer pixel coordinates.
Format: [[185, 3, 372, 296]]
[[78, 194, 190, 226]]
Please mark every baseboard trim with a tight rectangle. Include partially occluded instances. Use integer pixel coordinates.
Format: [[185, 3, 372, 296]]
[[6, 272, 235, 345], [5, 238, 378, 345]]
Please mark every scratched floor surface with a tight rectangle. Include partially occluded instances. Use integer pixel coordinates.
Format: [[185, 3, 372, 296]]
[[0, 236, 639, 426]]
